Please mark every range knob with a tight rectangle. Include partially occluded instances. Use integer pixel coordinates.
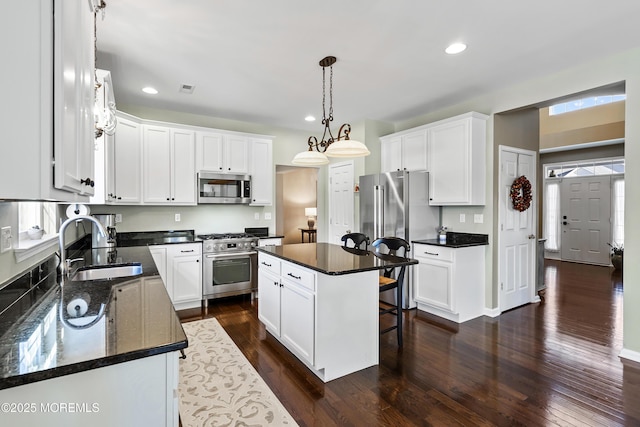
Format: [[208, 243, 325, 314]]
[[250, 241, 256, 247]]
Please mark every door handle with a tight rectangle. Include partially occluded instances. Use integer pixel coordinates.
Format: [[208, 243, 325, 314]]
[[562, 221, 568, 225], [528, 234, 536, 239]]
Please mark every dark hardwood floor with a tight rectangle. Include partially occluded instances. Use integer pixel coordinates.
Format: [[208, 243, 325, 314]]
[[178, 260, 640, 426]]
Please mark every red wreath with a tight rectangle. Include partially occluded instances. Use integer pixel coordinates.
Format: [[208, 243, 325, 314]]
[[510, 175, 532, 212]]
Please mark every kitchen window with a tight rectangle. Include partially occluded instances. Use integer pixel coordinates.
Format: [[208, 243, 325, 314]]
[[15, 202, 58, 262]]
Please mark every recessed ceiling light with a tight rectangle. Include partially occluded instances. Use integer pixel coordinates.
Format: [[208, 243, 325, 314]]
[[445, 43, 467, 55], [305, 115, 316, 122], [142, 87, 158, 94]]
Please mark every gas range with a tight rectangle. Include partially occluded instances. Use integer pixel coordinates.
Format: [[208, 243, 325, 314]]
[[198, 233, 259, 254]]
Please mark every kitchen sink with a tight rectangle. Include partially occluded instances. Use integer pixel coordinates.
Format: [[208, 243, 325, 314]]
[[71, 263, 143, 281]]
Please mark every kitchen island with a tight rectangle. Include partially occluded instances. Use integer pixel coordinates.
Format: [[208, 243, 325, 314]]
[[257, 243, 417, 382], [0, 244, 187, 426]]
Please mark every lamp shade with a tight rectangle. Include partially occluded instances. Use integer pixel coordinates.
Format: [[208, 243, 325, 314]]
[[325, 139, 371, 158], [292, 150, 329, 165], [305, 207, 317, 217]]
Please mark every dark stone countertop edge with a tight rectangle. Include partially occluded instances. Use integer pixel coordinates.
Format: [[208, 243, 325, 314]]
[[257, 234, 284, 239], [257, 246, 418, 276], [0, 340, 187, 391]]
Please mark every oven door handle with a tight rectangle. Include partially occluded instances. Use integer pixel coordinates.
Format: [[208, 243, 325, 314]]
[[205, 252, 256, 259]]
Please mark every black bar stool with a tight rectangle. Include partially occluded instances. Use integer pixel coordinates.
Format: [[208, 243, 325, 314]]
[[371, 237, 410, 348], [341, 232, 369, 249]]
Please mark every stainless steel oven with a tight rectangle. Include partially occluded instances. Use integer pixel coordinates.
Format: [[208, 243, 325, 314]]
[[200, 233, 258, 299]]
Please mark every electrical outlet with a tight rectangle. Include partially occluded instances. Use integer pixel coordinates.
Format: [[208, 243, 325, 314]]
[[474, 214, 484, 224], [254, 213, 260, 220], [459, 214, 466, 223], [115, 214, 122, 223], [264, 212, 272, 220], [175, 213, 181, 222], [1, 226, 12, 253]]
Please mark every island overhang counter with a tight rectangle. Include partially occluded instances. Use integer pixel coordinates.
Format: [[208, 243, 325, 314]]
[[257, 243, 417, 382]]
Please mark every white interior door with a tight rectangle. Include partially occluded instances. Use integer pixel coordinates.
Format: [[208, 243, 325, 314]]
[[560, 176, 611, 265], [499, 147, 536, 312], [328, 161, 354, 244]]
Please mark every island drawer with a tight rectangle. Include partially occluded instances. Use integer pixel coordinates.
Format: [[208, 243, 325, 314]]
[[259, 253, 281, 276], [281, 262, 315, 292], [413, 244, 454, 262]]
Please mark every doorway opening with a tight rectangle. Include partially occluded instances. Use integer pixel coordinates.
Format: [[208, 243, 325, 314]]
[[275, 166, 318, 244]]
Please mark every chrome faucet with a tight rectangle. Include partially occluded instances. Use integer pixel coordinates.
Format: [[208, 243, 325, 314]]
[[58, 215, 107, 277]]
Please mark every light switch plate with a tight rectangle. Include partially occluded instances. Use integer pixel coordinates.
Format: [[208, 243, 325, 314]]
[[115, 214, 122, 223], [175, 213, 181, 222], [264, 212, 272, 220], [1, 226, 12, 253], [254, 213, 260, 220], [474, 214, 484, 224], [459, 214, 466, 223]]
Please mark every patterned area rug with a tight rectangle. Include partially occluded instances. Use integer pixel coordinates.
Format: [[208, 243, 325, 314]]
[[179, 318, 298, 426]]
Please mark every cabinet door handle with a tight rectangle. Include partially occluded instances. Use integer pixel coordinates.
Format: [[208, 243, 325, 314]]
[[424, 252, 439, 256], [273, 281, 278, 286], [261, 262, 272, 267], [181, 249, 195, 253], [287, 273, 301, 280]]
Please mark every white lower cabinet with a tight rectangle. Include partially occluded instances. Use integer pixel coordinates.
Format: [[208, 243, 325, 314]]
[[413, 243, 485, 323], [0, 352, 179, 427], [150, 243, 202, 310], [258, 252, 378, 382]]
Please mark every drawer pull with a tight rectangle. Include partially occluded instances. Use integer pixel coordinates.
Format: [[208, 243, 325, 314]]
[[181, 249, 195, 253], [424, 252, 439, 256], [287, 272, 301, 280], [261, 262, 272, 267]]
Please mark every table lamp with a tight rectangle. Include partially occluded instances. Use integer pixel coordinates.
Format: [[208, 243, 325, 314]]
[[305, 207, 317, 229]]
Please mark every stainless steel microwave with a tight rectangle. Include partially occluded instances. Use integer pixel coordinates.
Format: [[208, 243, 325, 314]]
[[197, 172, 251, 204]]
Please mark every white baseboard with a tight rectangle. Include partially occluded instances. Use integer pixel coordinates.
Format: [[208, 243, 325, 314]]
[[619, 348, 640, 364], [483, 307, 500, 318]]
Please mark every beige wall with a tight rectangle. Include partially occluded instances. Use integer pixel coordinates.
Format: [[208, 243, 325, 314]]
[[540, 101, 625, 149]]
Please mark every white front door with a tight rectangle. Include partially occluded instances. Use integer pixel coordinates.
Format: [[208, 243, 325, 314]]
[[499, 147, 537, 312], [560, 176, 611, 265], [328, 161, 354, 244]]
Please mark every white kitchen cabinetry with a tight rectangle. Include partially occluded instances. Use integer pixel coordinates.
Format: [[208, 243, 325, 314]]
[[258, 252, 378, 382], [0, 352, 179, 427], [196, 132, 249, 174], [150, 243, 202, 310], [143, 125, 196, 205], [413, 243, 485, 323], [1, 0, 95, 201], [427, 112, 487, 205], [257, 253, 315, 365], [380, 130, 428, 173], [249, 138, 274, 205], [107, 113, 142, 204]]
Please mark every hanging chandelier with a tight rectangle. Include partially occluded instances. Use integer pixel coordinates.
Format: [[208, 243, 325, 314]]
[[292, 56, 370, 166]]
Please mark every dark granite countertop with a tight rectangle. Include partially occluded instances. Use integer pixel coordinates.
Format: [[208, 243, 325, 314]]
[[257, 234, 284, 239], [0, 245, 187, 391], [413, 232, 489, 248], [258, 243, 418, 275]]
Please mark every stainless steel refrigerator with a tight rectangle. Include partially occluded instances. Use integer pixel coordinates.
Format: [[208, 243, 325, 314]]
[[359, 170, 440, 308]]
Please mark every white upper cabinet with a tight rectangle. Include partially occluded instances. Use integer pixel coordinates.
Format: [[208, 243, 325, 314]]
[[143, 125, 196, 205], [380, 112, 487, 206], [427, 112, 487, 206], [249, 138, 273, 206], [1, 0, 95, 201], [196, 132, 249, 174], [380, 130, 428, 173], [108, 114, 142, 204]]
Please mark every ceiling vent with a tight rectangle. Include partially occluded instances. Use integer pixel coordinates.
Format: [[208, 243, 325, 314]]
[[179, 84, 195, 94]]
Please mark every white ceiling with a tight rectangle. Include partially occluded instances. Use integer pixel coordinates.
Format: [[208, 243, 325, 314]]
[[96, 0, 639, 132]]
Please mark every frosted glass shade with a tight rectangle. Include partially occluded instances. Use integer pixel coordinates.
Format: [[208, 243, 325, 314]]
[[325, 139, 370, 158], [292, 150, 329, 165], [305, 207, 317, 217]]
